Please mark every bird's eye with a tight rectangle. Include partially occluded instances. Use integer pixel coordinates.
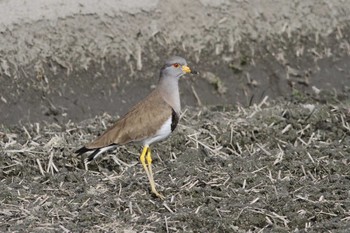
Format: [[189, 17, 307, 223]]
[[173, 63, 180, 68]]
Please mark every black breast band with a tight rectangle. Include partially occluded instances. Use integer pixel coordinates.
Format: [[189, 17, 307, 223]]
[[171, 109, 179, 132]]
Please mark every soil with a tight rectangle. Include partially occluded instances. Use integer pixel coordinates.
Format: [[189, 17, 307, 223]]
[[1, 0, 350, 232], [1, 94, 350, 232]]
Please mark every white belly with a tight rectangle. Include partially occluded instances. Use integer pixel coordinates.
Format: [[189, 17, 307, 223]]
[[143, 117, 172, 146]]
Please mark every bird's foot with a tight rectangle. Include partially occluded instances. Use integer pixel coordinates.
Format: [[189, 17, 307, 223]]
[[152, 189, 165, 200]]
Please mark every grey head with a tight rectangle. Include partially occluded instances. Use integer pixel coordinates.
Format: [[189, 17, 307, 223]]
[[157, 56, 198, 113], [159, 56, 197, 79]]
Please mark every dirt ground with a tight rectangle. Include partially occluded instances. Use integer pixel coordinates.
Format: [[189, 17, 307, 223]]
[[1, 91, 350, 232], [1, 0, 350, 232]]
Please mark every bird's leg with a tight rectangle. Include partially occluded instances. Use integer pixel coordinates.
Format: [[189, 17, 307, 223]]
[[140, 146, 152, 183], [146, 147, 164, 199], [139, 146, 164, 199]]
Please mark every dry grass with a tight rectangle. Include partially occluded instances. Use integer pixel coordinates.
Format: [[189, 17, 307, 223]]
[[1, 99, 350, 232]]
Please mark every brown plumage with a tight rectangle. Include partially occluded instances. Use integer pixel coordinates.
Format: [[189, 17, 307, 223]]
[[86, 89, 173, 148]]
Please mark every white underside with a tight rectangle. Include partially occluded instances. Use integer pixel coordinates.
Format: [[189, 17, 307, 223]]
[[143, 117, 172, 146]]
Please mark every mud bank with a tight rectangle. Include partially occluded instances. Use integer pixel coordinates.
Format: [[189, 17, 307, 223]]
[[1, 0, 350, 125]]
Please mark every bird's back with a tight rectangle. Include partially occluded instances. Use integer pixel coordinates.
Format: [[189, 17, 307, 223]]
[[85, 89, 174, 149]]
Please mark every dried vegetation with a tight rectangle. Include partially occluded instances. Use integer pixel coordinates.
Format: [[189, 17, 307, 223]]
[[1, 97, 350, 232]]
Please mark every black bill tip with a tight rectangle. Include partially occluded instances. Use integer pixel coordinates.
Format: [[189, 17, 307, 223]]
[[191, 70, 199, 75]]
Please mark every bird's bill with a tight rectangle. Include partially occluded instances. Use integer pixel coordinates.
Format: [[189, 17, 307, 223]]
[[182, 65, 199, 74]]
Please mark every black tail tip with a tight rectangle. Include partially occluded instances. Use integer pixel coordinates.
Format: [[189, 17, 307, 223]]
[[75, 146, 99, 162], [75, 146, 90, 155]]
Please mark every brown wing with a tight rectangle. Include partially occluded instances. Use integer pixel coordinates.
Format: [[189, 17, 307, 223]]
[[86, 90, 172, 149]]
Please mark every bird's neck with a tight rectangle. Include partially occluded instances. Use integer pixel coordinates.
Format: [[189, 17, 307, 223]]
[[158, 76, 181, 114]]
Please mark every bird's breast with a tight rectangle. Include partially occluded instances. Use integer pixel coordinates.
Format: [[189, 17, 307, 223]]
[[142, 116, 173, 146]]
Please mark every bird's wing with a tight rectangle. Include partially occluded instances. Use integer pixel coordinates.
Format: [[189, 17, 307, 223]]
[[85, 90, 173, 149]]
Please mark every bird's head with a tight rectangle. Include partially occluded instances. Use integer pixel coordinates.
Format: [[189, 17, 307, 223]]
[[160, 56, 198, 79]]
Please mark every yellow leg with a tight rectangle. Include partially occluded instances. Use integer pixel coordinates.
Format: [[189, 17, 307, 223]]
[[140, 146, 164, 199]]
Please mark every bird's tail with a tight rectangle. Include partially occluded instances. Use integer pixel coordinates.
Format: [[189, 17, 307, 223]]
[[75, 145, 116, 161]]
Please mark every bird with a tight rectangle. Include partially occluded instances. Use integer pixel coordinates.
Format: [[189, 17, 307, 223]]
[[75, 56, 198, 199]]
